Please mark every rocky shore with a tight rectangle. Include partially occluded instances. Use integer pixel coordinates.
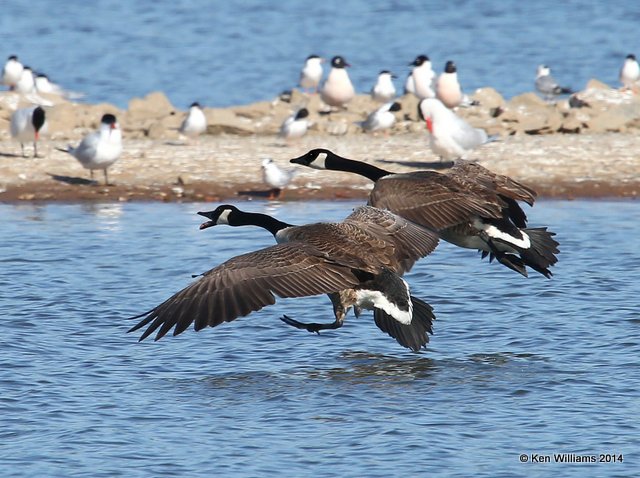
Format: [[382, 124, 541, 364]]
[[1, 80, 639, 203]]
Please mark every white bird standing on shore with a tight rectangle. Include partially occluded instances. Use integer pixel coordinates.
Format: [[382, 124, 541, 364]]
[[299, 55, 323, 93], [370, 70, 397, 103], [436, 60, 463, 109], [261, 158, 295, 199], [10, 105, 48, 157], [2, 55, 24, 89], [619, 54, 640, 90], [34, 73, 62, 95], [419, 98, 491, 160], [279, 108, 310, 140], [403, 71, 415, 95], [410, 55, 436, 100], [320, 56, 355, 109], [58, 114, 122, 185], [15, 66, 36, 94], [535, 65, 572, 101], [179, 102, 207, 138], [360, 101, 401, 134]]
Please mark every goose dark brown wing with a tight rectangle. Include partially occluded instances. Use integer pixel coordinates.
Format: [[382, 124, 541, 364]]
[[343, 206, 440, 274], [449, 162, 537, 206], [368, 173, 504, 231], [128, 243, 364, 341]]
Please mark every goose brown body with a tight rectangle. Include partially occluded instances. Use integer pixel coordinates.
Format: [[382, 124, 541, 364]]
[[129, 205, 440, 350], [290, 149, 558, 278]]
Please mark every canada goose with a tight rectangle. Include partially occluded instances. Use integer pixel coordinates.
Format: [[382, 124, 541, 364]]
[[320, 56, 355, 108], [179, 102, 207, 138], [371, 70, 397, 103], [10, 106, 47, 157], [419, 98, 492, 160], [535, 65, 573, 102], [290, 149, 559, 278], [57, 114, 122, 185], [128, 205, 439, 351]]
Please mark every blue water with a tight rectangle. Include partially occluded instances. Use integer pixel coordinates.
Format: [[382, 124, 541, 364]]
[[1, 199, 638, 477], [1, 1, 637, 109]]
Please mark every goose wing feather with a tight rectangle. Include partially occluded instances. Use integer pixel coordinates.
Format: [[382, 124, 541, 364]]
[[128, 242, 364, 341]]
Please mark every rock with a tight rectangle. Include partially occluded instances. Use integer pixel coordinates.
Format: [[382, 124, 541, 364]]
[[205, 107, 255, 136], [127, 91, 175, 121], [470, 87, 505, 110], [499, 93, 564, 134], [584, 78, 611, 90], [585, 105, 639, 133]]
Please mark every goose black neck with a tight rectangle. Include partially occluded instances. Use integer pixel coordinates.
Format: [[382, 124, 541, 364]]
[[326, 153, 392, 182], [232, 211, 293, 237]]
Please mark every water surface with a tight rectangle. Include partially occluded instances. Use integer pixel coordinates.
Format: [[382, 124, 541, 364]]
[[1, 1, 637, 108], [1, 200, 638, 477]]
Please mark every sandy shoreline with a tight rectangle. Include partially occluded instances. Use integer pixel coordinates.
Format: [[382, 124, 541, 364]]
[[1, 131, 639, 203]]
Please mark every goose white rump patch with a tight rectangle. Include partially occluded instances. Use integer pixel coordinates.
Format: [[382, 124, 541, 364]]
[[474, 219, 531, 249], [355, 290, 412, 325]]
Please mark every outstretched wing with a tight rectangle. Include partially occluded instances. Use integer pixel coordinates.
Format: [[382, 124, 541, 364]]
[[128, 243, 363, 341], [449, 162, 537, 206], [369, 173, 503, 231]]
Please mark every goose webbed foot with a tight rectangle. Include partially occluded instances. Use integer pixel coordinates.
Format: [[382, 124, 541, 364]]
[[280, 315, 343, 334]]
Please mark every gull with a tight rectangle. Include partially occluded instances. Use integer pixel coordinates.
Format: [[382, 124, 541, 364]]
[[299, 55, 323, 93], [403, 71, 415, 95], [15, 66, 36, 94], [58, 114, 122, 185], [419, 98, 492, 160], [279, 108, 310, 140], [2, 55, 24, 89], [320, 56, 355, 109], [10, 106, 47, 157], [436, 60, 463, 109], [359, 101, 401, 134], [371, 70, 397, 103], [261, 158, 295, 199], [535, 65, 573, 101], [179, 102, 207, 138], [619, 54, 640, 91], [34, 74, 63, 95], [410, 55, 436, 99]]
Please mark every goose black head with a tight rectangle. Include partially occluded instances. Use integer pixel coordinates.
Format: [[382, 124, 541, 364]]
[[190, 102, 201, 108], [198, 205, 239, 229], [444, 61, 456, 73], [290, 148, 334, 169], [626, 54, 637, 61], [389, 102, 402, 112]]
